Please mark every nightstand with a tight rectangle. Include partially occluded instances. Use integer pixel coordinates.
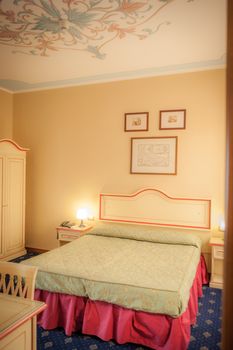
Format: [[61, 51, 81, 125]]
[[209, 236, 224, 289], [56, 225, 93, 246]]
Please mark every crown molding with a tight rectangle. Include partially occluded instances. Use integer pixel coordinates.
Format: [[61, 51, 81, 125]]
[[0, 57, 226, 94], [0, 87, 14, 94]]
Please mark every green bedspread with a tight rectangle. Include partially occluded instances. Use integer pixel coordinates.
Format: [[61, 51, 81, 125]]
[[22, 222, 201, 317]]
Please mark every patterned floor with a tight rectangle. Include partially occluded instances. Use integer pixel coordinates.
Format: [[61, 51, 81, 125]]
[[13, 253, 222, 350], [188, 286, 222, 350]]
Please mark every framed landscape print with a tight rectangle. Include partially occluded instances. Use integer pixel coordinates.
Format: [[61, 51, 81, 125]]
[[130, 136, 177, 175], [124, 112, 149, 131], [159, 109, 186, 130]]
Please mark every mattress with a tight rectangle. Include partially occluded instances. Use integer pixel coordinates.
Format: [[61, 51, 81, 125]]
[[22, 222, 201, 317]]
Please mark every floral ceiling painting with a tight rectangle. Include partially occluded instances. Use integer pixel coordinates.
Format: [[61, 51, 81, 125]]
[[0, 0, 191, 58], [0, 0, 226, 92]]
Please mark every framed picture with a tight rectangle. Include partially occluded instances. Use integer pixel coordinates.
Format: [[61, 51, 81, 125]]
[[159, 109, 186, 130], [130, 136, 177, 175], [124, 112, 149, 132]]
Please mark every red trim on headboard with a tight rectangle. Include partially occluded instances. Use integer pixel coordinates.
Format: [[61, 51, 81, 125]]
[[99, 188, 211, 230]]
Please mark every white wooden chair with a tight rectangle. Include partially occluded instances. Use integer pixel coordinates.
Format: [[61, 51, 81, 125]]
[[0, 261, 39, 350]]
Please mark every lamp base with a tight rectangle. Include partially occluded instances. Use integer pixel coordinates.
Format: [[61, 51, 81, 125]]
[[78, 219, 85, 228]]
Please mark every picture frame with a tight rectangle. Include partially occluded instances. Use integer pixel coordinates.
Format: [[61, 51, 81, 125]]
[[124, 112, 149, 132], [159, 109, 186, 130], [130, 136, 177, 175]]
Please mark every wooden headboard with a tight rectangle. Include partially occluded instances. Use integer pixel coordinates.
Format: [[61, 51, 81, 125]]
[[99, 188, 211, 230]]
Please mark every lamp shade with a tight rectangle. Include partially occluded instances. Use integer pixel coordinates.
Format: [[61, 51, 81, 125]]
[[219, 220, 225, 232], [76, 208, 88, 220]]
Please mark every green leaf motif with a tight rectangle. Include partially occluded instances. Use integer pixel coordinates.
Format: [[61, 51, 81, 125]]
[[33, 15, 62, 33], [87, 45, 106, 59], [68, 26, 82, 40], [65, 9, 98, 28], [90, 0, 104, 7], [40, 0, 61, 18], [143, 28, 153, 35]]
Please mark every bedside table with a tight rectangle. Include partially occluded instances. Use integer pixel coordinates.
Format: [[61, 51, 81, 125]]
[[56, 225, 93, 246], [209, 236, 224, 289]]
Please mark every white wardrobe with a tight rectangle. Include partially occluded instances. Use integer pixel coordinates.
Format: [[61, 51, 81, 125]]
[[0, 139, 28, 260]]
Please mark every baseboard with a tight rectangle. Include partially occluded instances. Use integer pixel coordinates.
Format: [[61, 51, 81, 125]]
[[26, 247, 48, 254], [1, 249, 27, 261]]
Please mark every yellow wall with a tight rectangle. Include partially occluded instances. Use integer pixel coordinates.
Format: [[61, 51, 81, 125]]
[[13, 69, 226, 250], [0, 89, 13, 139]]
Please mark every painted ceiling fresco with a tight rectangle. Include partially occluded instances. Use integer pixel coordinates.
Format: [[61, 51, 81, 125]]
[[0, 0, 189, 58], [0, 0, 226, 92]]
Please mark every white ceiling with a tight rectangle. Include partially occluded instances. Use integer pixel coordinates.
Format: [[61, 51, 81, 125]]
[[0, 0, 226, 93]]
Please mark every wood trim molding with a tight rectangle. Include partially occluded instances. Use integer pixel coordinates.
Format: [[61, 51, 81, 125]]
[[222, 1, 233, 348], [0, 139, 29, 152]]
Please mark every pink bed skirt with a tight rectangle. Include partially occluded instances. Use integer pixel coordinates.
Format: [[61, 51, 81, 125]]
[[35, 256, 208, 350]]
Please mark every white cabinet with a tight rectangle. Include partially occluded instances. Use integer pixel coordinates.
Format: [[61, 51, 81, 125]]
[[56, 225, 93, 246], [209, 237, 224, 289], [0, 139, 28, 261]]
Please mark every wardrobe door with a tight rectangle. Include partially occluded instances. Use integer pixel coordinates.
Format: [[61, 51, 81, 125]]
[[4, 156, 25, 256]]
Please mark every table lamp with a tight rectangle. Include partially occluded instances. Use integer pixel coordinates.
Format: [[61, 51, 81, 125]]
[[76, 208, 88, 228]]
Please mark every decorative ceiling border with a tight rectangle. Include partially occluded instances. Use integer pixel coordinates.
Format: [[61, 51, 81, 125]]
[[0, 55, 226, 94]]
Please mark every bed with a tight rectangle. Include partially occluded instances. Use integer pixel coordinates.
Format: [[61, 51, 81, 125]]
[[21, 189, 210, 350]]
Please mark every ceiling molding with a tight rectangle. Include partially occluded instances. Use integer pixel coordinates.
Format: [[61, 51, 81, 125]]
[[1, 57, 226, 94], [0, 86, 14, 94]]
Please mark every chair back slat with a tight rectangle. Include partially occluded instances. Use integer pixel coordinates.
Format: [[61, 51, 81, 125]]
[[0, 262, 38, 300]]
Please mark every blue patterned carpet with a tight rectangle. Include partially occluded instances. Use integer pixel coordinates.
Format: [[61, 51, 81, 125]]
[[14, 253, 222, 350]]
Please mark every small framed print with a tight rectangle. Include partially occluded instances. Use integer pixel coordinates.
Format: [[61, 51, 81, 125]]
[[124, 112, 149, 132], [159, 109, 186, 130], [130, 136, 177, 175]]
